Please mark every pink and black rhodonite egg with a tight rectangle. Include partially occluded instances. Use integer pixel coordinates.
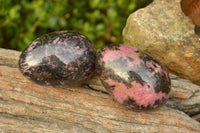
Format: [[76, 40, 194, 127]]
[[19, 31, 96, 87], [96, 45, 171, 110]]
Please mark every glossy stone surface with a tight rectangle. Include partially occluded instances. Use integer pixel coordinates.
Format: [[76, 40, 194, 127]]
[[19, 31, 96, 87], [96, 45, 171, 110]]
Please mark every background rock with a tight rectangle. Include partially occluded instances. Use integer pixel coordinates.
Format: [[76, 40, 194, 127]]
[[181, 0, 200, 26], [123, 0, 200, 85]]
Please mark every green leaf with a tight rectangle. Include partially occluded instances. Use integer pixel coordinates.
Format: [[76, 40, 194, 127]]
[[9, 4, 21, 20], [48, 16, 59, 28]]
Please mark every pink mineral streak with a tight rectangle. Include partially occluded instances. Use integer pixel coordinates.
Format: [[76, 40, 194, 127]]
[[105, 78, 169, 107], [101, 45, 143, 66]]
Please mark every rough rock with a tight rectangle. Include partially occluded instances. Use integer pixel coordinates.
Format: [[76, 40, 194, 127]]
[[0, 48, 200, 133], [123, 0, 200, 85], [181, 0, 200, 26]]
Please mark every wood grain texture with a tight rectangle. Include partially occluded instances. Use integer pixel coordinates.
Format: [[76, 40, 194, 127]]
[[0, 48, 200, 133]]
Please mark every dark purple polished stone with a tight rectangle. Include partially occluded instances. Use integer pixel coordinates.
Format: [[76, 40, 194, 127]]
[[19, 31, 96, 87], [96, 44, 171, 110]]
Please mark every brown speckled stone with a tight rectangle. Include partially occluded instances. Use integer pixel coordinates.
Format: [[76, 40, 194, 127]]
[[123, 0, 200, 85]]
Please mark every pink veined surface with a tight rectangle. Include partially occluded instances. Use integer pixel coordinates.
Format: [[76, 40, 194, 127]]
[[105, 78, 170, 107], [53, 37, 60, 44], [146, 61, 170, 81], [101, 45, 143, 66], [27, 41, 39, 52]]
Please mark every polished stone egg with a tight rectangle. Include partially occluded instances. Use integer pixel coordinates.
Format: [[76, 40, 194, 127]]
[[19, 31, 96, 87], [96, 44, 171, 110]]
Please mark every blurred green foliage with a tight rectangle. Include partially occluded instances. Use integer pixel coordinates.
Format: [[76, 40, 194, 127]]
[[0, 0, 151, 51]]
